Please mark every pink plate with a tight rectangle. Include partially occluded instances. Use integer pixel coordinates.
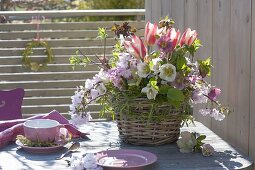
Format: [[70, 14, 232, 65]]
[[16, 140, 65, 154], [96, 149, 157, 170]]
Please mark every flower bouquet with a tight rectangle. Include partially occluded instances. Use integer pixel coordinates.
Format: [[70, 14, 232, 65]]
[[69, 17, 229, 146]]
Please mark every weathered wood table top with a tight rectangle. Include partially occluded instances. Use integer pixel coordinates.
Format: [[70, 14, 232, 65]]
[[0, 121, 253, 170]]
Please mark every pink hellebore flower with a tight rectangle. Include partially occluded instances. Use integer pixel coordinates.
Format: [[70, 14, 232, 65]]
[[180, 28, 198, 47], [208, 88, 221, 101], [202, 144, 214, 156], [157, 28, 180, 53], [144, 22, 158, 46], [124, 35, 147, 60]]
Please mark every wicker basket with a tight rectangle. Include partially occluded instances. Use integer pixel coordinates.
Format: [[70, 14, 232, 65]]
[[112, 97, 191, 146]]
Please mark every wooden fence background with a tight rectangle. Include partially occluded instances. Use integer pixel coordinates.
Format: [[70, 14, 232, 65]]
[[0, 9, 145, 119], [146, 0, 255, 162]]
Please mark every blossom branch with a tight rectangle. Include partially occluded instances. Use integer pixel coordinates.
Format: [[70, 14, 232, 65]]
[[86, 93, 106, 105], [78, 49, 105, 69]]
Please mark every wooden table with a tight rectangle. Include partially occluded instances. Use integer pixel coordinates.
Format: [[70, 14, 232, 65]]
[[0, 121, 253, 170]]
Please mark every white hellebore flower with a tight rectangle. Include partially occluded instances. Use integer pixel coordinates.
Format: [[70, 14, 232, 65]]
[[141, 84, 158, 100], [137, 62, 150, 78], [177, 131, 197, 153], [159, 63, 177, 82]]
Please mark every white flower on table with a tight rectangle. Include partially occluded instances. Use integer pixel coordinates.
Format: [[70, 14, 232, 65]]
[[141, 84, 158, 100], [70, 153, 103, 170], [70, 155, 84, 170], [177, 131, 197, 153], [137, 62, 150, 78], [159, 63, 176, 82], [83, 153, 102, 170]]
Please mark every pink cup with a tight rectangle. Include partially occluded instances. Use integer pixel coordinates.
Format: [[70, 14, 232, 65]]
[[23, 119, 60, 142]]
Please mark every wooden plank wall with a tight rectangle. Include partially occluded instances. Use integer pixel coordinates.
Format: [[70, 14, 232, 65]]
[[146, 0, 255, 161], [0, 10, 145, 119]]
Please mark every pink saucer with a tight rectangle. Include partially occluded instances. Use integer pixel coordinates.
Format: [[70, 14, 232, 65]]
[[16, 140, 65, 154], [96, 149, 157, 170]]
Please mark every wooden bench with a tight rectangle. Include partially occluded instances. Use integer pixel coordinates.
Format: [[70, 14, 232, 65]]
[[0, 10, 145, 119]]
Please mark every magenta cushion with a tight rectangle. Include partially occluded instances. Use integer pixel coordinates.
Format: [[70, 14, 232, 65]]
[[0, 88, 25, 120]]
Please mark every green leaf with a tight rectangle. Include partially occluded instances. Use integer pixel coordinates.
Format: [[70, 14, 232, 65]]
[[198, 57, 212, 78], [196, 135, 206, 142], [97, 27, 108, 40], [149, 61, 154, 70], [177, 56, 187, 70], [193, 39, 202, 51], [167, 88, 185, 108], [168, 100, 181, 108], [167, 88, 185, 102], [149, 77, 159, 91], [159, 85, 170, 94]]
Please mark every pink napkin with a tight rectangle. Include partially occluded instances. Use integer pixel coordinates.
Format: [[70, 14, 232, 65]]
[[0, 110, 88, 148]]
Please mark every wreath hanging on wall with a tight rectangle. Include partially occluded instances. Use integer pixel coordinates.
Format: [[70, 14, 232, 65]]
[[21, 16, 54, 72], [21, 40, 54, 71]]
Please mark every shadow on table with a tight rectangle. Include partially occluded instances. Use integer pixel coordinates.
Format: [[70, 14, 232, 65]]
[[117, 142, 249, 170], [213, 150, 246, 169], [15, 146, 68, 161]]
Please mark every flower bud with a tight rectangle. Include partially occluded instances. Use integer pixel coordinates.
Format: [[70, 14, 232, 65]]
[[144, 22, 158, 46], [208, 88, 221, 101]]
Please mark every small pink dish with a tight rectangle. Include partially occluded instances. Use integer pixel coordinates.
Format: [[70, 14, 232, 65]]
[[16, 140, 65, 154], [96, 149, 157, 170], [23, 119, 60, 142]]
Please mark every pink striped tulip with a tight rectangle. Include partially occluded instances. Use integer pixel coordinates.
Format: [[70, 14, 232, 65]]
[[180, 28, 197, 46], [168, 28, 181, 50], [144, 22, 158, 46], [124, 35, 147, 60]]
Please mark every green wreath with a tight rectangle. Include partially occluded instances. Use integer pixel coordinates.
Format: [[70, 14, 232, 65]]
[[21, 40, 54, 71]]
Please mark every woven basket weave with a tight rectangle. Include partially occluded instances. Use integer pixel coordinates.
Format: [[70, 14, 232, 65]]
[[112, 97, 190, 146]]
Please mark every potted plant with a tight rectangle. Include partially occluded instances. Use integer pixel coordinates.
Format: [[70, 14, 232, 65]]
[[69, 17, 229, 146]]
